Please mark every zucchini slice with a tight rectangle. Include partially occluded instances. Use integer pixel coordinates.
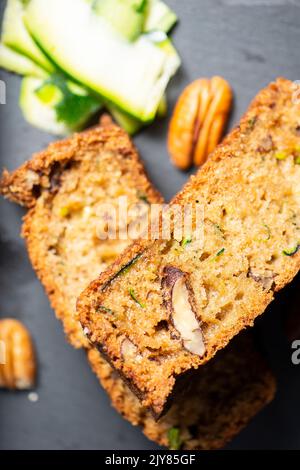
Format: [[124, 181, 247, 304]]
[[20, 76, 102, 135], [0, 43, 48, 78], [106, 104, 143, 135], [25, 0, 180, 122], [93, 0, 148, 42], [107, 93, 166, 134], [1, 0, 54, 72]]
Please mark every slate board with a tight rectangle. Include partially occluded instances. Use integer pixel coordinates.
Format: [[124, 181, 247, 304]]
[[0, 0, 300, 450]]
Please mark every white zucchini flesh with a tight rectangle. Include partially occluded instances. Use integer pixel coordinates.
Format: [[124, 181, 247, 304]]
[[0, 43, 48, 78], [25, 0, 180, 122], [20, 77, 71, 135], [1, 0, 54, 72], [19, 76, 101, 136]]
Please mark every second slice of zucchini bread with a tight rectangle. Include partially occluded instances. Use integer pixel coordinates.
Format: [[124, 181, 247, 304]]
[[0, 120, 275, 449], [78, 78, 300, 418]]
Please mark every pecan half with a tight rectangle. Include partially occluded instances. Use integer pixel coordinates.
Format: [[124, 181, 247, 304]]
[[162, 267, 205, 357], [248, 269, 275, 291], [121, 338, 138, 358], [168, 77, 232, 170]]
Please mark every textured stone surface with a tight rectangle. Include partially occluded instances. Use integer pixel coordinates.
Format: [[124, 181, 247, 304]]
[[0, 0, 300, 450]]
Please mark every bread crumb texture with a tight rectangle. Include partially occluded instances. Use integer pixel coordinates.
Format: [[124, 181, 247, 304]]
[[1, 123, 162, 348]]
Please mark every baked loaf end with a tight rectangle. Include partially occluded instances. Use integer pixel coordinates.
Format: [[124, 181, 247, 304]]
[[1, 121, 162, 348], [78, 78, 300, 417], [1, 120, 276, 449], [88, 333, 275, 450]]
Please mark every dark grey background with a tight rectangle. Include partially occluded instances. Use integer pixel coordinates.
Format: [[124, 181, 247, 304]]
[[0, 0, 300, 450]]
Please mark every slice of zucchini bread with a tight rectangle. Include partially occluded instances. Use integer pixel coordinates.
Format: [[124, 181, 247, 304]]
[[0, 120, 275, 449], [78, 78, 300, 418], [1, 120, 162, 349]]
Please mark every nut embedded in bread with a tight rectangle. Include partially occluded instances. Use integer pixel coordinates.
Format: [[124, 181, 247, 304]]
[[78, 78, 300, 418], [162, 266, 205, 356]]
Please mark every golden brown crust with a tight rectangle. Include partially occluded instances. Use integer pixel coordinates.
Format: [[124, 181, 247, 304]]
[[0, 123, 161, 209], [78, 78, 299, 417]]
